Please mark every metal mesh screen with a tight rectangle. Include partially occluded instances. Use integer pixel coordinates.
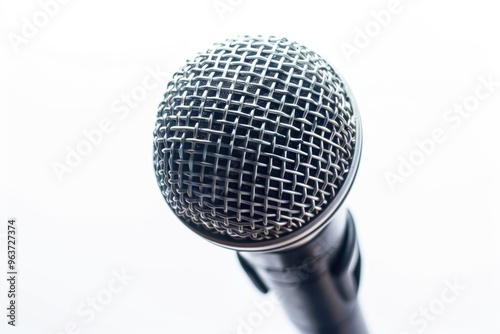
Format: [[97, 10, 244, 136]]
[[153, 36, 357, 242]]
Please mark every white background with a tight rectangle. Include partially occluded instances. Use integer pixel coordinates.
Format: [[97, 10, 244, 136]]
[[1, 0, 499, 333]]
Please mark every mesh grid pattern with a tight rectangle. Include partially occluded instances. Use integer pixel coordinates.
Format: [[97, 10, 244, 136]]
[[153, 36, 357, 242]]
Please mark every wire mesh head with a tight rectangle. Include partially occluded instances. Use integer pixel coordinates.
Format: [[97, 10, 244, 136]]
[[153, 36, 360, 248]]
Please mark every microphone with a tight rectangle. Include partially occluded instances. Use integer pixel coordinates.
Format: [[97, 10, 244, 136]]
[[153, 36, 368, 334]]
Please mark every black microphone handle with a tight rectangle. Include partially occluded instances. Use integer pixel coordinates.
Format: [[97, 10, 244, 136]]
[[238, 209, 369, 334]]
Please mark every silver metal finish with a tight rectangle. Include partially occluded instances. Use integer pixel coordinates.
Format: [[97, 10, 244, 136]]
[[153, 36, 361, 251]]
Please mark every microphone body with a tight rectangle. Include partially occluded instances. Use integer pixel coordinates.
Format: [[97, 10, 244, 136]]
[[238, 208, 368, 334], [153, 36, 369, 334]]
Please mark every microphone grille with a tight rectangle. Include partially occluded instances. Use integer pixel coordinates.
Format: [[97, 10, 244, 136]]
[[154, 36, 359, 244]]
